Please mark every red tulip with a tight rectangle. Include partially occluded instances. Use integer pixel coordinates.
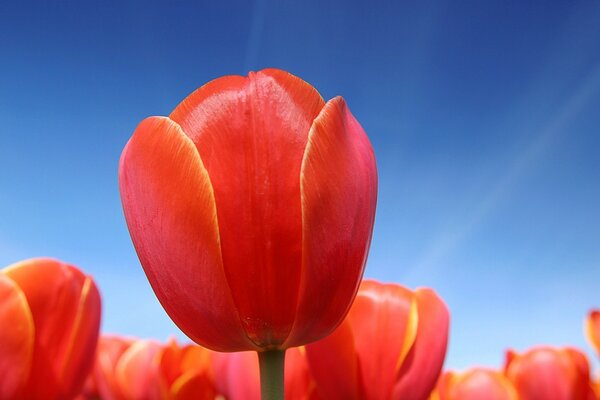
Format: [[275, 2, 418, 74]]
[[431, 369, 518, 400], [504, 346, 597, 400], [88, 336, 216, 400], [0, 258, 101, 399], [305, 280, 450, 400], [213, 347, 320, 400], [586, 309, 600, 357], [119, 68, 377, 352]]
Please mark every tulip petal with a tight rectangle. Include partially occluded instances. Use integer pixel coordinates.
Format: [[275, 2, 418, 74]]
[[170, 69, 325, 347], [305, 320, 362, 400], [95, 336, 133, 400], [2, 258, 100, 399], [115, 340, 164, 400], [448, 369, 518, 400], [585, 310, 600, 357], [0, 274, 34, 399], [171, 372, 215, 400], [505, 347, 589, 400], [350, 281, 418, 399], [285, 96, 377, 347], [119, 116, 253, 351], [393, 288, 450, 400]]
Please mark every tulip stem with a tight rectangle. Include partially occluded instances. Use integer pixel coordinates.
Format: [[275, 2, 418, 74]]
[[258, 349, 286, 400]]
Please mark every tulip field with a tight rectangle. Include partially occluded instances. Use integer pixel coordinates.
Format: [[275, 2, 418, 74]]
[[1, 68, 599, 400]]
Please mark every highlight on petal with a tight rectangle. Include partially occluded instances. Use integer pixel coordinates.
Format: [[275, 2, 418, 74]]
[[2, 258, 101, 399], [585, 309, 600, 356], [170, 70, 326, 347], [119, 116, 252, 351], [286, 96, 377, 347], [0, 274, 34, 399]]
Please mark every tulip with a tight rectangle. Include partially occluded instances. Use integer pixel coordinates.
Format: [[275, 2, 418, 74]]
[[585, 309, 600, 357], [0, 258, 101, 399], [431, 369, 518, 400], [88, 336, 217, 400], [119, 68, 377, 398], [504, 346, 597, 400], [213, 347, 320, 400], [305, 280, 450, 400]]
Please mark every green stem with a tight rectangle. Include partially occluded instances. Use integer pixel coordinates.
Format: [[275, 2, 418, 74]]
[[258, 349, 286, 400]]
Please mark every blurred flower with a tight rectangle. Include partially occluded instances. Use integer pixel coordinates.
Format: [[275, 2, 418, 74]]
[[119, 68, 377, 352], [83, 336, 216, 400], [431, 368, 517, 400], [305, 280, 449, 400], [0, 258, 101, 399], [213, 347, 320, 400], [504, 346, 597, 400], [585, 309, 600, 357]]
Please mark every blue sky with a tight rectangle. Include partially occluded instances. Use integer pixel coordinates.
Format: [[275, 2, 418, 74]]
[[1, 1, 599, 371]]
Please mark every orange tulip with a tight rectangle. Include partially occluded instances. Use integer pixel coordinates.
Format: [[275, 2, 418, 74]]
[[504, 346, 597, 400], [213, 347, 320, 400], [88, 337, 216, 400], [305, 280, 450, 400], [585, 309, 600, 357], [431, 369, 518, 400], [0, 258, 101, 399], [119, 68, 378, 352]]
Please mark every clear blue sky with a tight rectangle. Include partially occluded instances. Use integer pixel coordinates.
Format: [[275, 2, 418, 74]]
[[1, 1, 599, 371]]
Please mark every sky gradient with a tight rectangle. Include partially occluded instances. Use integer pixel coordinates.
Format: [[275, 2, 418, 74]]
[[1, 1, 599, 370]]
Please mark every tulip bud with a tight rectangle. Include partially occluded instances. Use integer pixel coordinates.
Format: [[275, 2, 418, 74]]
[[432, 369, 518, 400], [88, 336, 216, 400], [504, 346, 597, 400], [305, 280, 450, 400], [585, 309, 600, 358], [0, 258, 101, 399], [119, 68, 377, 352]]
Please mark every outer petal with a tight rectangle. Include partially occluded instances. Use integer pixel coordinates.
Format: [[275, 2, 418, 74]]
[[445, 369, 518, 400], [119, 116, 253, 351], [170, 69, 325, 347], [393, 288, 450, 400], [305, 320, 362, 400], [351, 281, 418, 400], [285, 96, 377, 347], [0, 274, 34, 399], [2, 258, 101, 399], [585, 310, 600, 357]]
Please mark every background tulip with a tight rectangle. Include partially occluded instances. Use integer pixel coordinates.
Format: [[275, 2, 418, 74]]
[[213, 347, 320, 400], [305, 280, 449, 400], [119, 68, 377, 354], [432, 369, 518, 400], [86, 336, 216, 400], [586, 310, 600, 357], [0, 258, 101, 399], [504, 346, 597, 400]]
